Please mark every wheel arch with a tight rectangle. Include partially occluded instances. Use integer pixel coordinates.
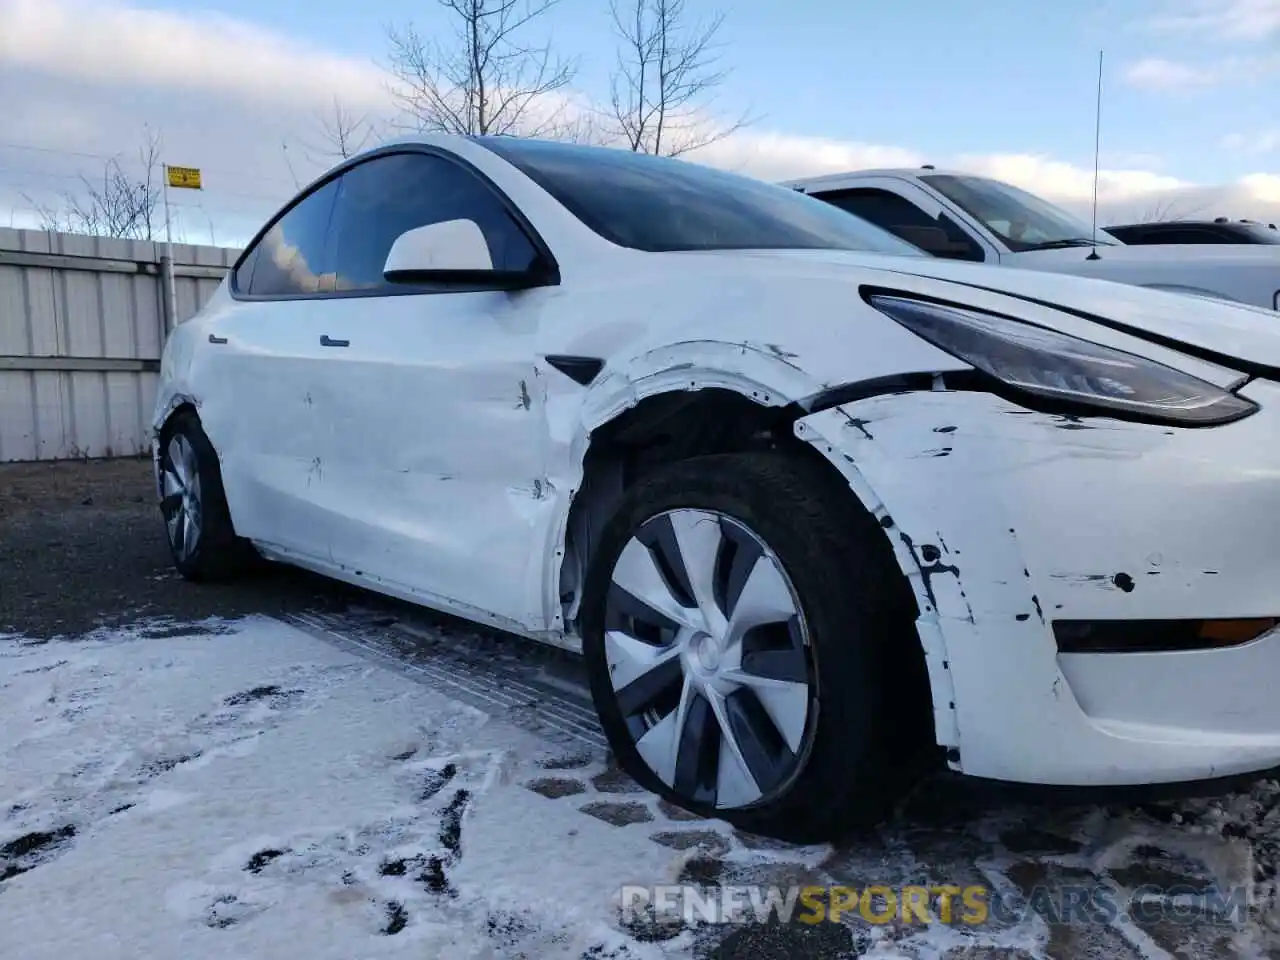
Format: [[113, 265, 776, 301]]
[[791, 410, 961, 754], [554, 366, 943, 754]]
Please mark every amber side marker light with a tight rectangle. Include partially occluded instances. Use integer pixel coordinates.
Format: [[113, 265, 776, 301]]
[[1055, 618, 1279, 654]]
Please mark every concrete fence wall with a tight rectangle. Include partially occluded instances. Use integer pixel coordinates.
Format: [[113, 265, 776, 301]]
[[0, 227, 241, 462]]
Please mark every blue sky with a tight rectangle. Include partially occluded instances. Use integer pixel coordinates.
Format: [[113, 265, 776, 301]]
[[1, 0, 1277, 242], [156, 0, 1275, 181]]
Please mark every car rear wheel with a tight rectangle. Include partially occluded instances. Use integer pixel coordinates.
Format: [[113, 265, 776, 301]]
[[160, 412, 253, 581], [581, 451, 929, 842]]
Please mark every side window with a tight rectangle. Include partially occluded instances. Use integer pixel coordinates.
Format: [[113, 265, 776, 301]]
[[815, 188, 985, 262], [1159, 228, 1229, 244], [326, 152, 541, 293], [232, 243, 259, 293], [246, 178, 341, 297]]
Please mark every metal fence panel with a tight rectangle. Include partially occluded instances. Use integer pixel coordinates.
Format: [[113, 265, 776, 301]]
[[0, 227, 240, 462]]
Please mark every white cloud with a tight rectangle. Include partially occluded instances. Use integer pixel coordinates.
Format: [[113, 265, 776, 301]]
[[1, 0, 1278, 241], [0, 0, 391, 111], [1123, 57, 1223, 91], [1148, 0, 1280, 40], [1122, 52, 1280, 91]]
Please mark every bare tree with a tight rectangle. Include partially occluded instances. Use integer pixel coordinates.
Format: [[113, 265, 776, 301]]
[[385, 0, 578, 138], [607, 0, 750, 157], [28, 128, 163, 240], [1133, 194, 1206, 223], [304, 97, 378, 164]]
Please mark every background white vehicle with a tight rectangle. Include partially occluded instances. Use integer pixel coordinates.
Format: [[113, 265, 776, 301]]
[[154, 136, 1280, 841], [785, 168, 1280, 311]]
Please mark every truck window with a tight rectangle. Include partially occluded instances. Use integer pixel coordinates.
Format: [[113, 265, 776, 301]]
[[810, 187, 985, 262]]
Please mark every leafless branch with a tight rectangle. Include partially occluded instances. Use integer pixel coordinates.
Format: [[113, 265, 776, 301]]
[[27, 127, 163, 240], [1134, 194, 1207, 223], [302, 97, 379, 164], [607, 0, 752, 156], [385, 0, 579, 139]]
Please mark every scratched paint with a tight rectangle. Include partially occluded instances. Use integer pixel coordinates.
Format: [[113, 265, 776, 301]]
[[796, 378, 1280, 787]]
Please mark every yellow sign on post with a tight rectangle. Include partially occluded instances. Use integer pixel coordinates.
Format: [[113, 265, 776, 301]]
[[166, 165, 202, 190]]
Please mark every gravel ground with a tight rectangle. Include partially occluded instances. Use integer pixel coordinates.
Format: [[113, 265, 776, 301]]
[[0, 456, 360, 638]]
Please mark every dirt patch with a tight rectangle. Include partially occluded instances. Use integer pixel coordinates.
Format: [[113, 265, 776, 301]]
[[0, 457, 362, 639]]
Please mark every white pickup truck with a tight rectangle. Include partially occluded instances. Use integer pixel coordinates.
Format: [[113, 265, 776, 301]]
[[784, 168, 1280, 311]]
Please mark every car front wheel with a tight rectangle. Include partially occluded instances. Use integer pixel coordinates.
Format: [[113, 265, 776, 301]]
[[581, 451, 930, 842]]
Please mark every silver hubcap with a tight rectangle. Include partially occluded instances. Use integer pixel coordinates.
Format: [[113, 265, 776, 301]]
[[162, 434, 202, 561], [603, 509, 816, 810]]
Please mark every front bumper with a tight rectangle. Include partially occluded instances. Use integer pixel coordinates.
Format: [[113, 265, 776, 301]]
[[796, 378, 1280, 786]]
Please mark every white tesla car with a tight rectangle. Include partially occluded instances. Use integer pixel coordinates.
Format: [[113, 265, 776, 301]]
[[154, 134, 1280, 842]]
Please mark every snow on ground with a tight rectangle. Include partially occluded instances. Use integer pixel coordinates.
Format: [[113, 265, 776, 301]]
[[7, 612, 1280, 960], [0, 616, 685, 960]]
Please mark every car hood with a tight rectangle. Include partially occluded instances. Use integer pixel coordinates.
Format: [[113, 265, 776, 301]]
[[709, 249, 1280, 373]]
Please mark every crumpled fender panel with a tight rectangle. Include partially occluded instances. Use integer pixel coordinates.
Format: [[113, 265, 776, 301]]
[[794, 381, 1280, 783]]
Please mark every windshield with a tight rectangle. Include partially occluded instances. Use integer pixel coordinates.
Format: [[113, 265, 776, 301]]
[[475, 136, 923, 256], [921, 173, 1119, 252]]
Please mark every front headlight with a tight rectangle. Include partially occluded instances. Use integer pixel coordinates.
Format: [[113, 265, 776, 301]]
[[868, 293, 1258, 426]]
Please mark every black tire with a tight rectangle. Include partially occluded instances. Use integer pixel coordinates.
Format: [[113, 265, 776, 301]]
[[158, 411, 255, 581], [580, 451, 932, 843]]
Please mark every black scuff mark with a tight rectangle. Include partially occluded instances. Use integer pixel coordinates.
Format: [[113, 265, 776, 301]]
[[1146, 570, 1161, 576], [898, 532, 968, 620], [303, 391, 313, 408], [1112, 572, 1136, 593], [846, 417, 874, 441], [306, 456, 322, 487], [1050, 573, 1108, 583], [1016, 613, 1030, 622], [1205, 570, 1220, 575], [927, 447, 952, 458], [516, 380, 532, 410], [934, 425, 957, 433], [763, 343, 799, 360], [1031, 594, 1044, 623], [1051, 414, 1094, 431], [532, 478, 544, 499], [879, 514, 895, 529]]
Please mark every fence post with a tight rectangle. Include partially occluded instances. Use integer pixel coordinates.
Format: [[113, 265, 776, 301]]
[[159, 252, 177, 336]]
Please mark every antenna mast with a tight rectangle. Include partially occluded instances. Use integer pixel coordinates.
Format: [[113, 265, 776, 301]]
[[1088, 49, 1103, 260]]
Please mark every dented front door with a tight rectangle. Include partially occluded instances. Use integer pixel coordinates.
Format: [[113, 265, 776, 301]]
[[303, 288, 555, 630]]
